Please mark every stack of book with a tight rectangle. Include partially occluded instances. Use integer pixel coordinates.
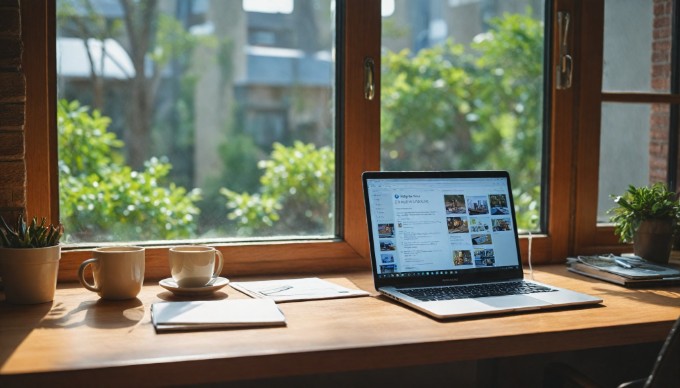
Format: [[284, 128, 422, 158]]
[[567, 254, 680, 287]]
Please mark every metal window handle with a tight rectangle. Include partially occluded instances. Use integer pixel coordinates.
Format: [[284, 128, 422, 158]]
[[556, 12, 572, 90], [364, 57, 375, 100]]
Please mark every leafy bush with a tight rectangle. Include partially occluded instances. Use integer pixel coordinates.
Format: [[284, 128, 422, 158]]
[[58, 99, 201, 242], [221, 141, 334, 236]]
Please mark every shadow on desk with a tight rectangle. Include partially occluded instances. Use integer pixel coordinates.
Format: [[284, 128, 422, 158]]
[[588, 285, 680, 306], [37, 298, 145, 330], [0, 300, 53, 367], [538, 266, 680, 307], [156, 290, 229, 302]]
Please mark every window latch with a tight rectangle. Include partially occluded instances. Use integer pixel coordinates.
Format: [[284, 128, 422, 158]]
[[364, 57, 375, 100], [556, 11, 572, 90]]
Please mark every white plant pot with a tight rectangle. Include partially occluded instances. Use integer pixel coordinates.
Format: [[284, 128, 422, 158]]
[[0, 245, 61, 304]]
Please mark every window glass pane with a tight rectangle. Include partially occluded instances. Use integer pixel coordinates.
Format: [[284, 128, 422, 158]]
[[380, 0, 545, 231], [602, 0, 672, 93], [56, 0, 336, 244], [598, 103, 669, 222]]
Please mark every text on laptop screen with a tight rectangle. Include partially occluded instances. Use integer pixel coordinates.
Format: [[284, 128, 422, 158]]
[[365, 176, 519, 279]]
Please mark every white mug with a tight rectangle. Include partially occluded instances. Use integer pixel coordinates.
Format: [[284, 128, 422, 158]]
[[78, 246, 145, 300], [168, 246, 224, 288]]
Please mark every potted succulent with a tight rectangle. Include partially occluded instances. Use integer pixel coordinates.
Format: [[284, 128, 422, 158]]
[[0, 215, 63, 304], [609, 183, 680, 264]]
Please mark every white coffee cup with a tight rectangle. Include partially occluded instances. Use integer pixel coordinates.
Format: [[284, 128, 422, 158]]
[[168, 246, 224, 288], [78, 246, 145, 300]]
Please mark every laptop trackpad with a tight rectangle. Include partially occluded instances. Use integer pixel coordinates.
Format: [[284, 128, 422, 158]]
[[478, 295, 550, 309]]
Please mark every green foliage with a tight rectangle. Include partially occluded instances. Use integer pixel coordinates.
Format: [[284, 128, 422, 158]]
[[58, 99, 124, 175], [219, 191, 283, 234], [200, 133, 264, 234], [150, 13, 218, 76], [221, 141, 334, 236], [381, 12, 543, 231], [217, 134, 264, 193], [151, 14, 201, 67], [608, 183, 680, 243], [381, 42, 472, 159], [513, 185, 540, 231], [0, 215, 63, 248], [58, 99, 201, 242]]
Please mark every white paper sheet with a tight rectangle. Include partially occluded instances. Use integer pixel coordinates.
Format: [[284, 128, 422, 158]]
[[229, 277, 370, 302]]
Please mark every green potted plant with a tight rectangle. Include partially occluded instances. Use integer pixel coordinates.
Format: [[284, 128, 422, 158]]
[[0, 214, 63, 304], [609, 183, 680, 264]]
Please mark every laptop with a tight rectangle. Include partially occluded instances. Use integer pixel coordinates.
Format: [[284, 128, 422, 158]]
[[362, 170, 602, 319]]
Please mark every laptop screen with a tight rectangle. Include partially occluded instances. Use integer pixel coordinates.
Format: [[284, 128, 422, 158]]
[[362, 171, 523, 287]]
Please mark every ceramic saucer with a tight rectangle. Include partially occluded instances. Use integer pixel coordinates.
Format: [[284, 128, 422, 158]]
[[159, 277, 229, 297]]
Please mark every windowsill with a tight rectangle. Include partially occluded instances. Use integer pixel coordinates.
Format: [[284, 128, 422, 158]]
[[56, 240, 372, 282], [53, 233, 569, 283]]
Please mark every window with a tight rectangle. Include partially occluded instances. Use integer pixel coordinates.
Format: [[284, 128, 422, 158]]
[[568, 0, 680, 254], [25, 1, 381, 278], [598, 1, 673, 221], [24, 0, 659, 280]]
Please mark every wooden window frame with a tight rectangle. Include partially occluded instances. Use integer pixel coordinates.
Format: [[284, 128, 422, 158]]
[[23, 1, 583, 283], [569, 0, 680, 255]]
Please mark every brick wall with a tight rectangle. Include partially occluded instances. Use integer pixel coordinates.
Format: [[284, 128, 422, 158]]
[[0, 0, 25, 223], [650, 0, 673, 183]]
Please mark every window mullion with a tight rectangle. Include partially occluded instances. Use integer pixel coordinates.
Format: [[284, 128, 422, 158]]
[[23, 1, 58, 224], [341, 0, 381, 259]]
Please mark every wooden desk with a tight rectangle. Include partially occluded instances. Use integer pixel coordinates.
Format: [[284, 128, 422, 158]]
[[1, 265, 679, 387]]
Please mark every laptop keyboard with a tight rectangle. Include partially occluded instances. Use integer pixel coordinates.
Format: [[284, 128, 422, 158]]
[[398, 281, 556, 302]]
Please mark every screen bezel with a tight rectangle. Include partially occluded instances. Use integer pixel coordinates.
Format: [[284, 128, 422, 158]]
[[362, 170, 525, 290]]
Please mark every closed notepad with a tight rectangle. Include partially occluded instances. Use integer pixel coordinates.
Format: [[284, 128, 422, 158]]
[[151, 299, 286, 332]]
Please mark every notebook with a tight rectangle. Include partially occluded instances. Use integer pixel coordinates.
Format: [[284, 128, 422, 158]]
[[151, 299, 286, 332], [362, 170, 602, 319]]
